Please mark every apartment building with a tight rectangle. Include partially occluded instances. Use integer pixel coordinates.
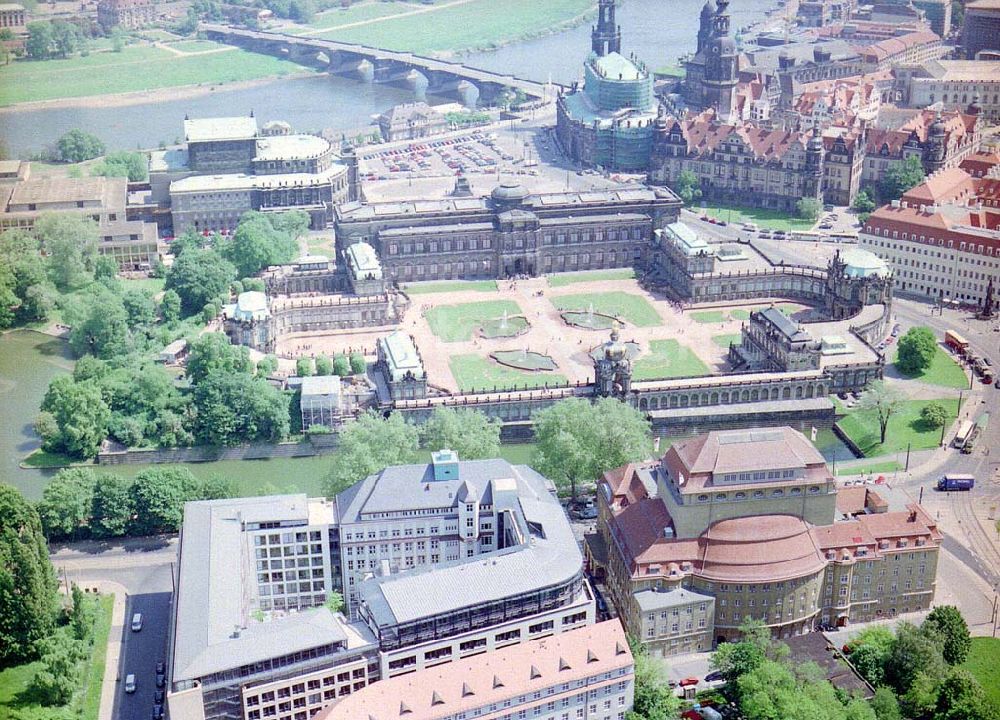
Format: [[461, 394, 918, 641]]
[[859, 168, 1000, 303], [586, 428, 942, 656], [315, 622, 635, 720]]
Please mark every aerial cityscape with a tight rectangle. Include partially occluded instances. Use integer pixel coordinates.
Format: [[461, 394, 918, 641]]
[[0, 0, 999, 719]]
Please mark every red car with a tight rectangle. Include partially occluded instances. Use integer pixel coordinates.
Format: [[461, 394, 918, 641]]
[[679, 677, 699, 687]]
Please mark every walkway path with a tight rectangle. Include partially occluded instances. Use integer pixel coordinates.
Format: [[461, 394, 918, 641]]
[[96, 581, 128, 720]]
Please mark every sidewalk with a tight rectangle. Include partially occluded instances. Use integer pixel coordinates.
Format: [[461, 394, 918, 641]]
[[92, 581, 128, 720]]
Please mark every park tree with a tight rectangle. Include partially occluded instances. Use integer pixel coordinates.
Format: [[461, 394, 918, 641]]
[[846, 626, 895, 687], [673, 169, 702, 205], [853, 187, 877, 215], [35, 214, 99, 291], [880, 155, 926, 202], [0, 264, 18, 328], [221, 211, 298, 278], [349, 352, 366, 375], [159, 289, 182, 323], [30, 633, 85, 704], [90, 473, 133, 538], [0, 484, 58, 667], [130, 467, 200, 535], [870, 687, 902, 720], [69, 290, 131, 359], [314, 355, 333, 376], [121, 288, 158, 331], [185, 332, 252, 385], [192, 373, 290, 446], [934, 668, 999, 720], [896, 326, 937, 374], [333, 354, 351, 376], [325, 410, 419, 495], [920, 401, 949, 430], [39, 377, 111, 458], [36, 467, 96, 540], [255, 355, 278, 378], [296, 357, 314, 377], [164, 247, 237, 316], [92, 150, 148, 182], [25, 20, 54, 58], [533, 397, 650, 500], [885, 621, 947, 694], [796, 197, 822, 221], [198, 474, 235, 500], [325, 590, 345, 615], [68, 584, 96, 643], [710, 618, 773, 689], [50, 19, 81, 57], [0, 229, 52, 325], [858, 379, 905, 445], [922, 605, 971, 665], [93, 254, 119, 285], [268, 210, 310, 240], [55, 128, 105, 163], [627, 638, 682, 720], [420, 407, 502, 460]]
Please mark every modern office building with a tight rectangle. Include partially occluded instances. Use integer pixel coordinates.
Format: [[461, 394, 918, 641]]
[[315, 622, 634, 720], [334, 182, 681, 281], [556, 0, 658, 170], [588, 428, 941, 656], [169, 455, 595, 719]]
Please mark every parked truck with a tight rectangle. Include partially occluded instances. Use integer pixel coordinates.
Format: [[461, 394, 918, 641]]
[[937, 474, 975, 491]]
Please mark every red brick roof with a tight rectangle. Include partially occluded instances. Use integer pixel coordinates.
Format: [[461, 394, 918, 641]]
[[960, 150, 1000, 177]]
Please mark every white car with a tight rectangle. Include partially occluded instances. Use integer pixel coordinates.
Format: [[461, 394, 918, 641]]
[[125, 674, 136, 694]]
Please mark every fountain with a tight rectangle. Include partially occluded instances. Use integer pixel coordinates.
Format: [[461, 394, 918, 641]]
[[481, 311, 529, 338], [492, 349, 559, 371], [587, 302, 595, 325], [500, 309, 508, 330], [520, 347, 528, 361]]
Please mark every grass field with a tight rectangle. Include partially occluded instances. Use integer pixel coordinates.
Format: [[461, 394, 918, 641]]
[[835, 398, 959, 457], [712, 333, 742, 348], [547, 268, 635, 287], [425, 300, 522, 342], [402, 280, 498, 295], [0, 594, 113, 720], [699, 204, 816, 232], [315, 0, 593, 53], [552, 292, 662, 327], [690, 310, 727, 324], [960, 637, 1000, 710], [633, 340, 710, 380], [449, 354, 566, 392], [142, 29, 182, 41], [297, 0, 414, 32], [122, 277, 166, 295], [167, 39, 230, 53], [892, 345, 968, 390], [834, 460, 903, 477], [0, 46, 310, 106]]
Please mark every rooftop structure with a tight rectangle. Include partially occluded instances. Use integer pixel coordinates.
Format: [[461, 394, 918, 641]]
[[345, 241, 382, 280], [254, 134, 330, 162], [315, 622, 634, 720], [232, 291, 270, 322], [184, 116, 259, 143], [300, 375, 343, 429], [377, 330, 424, 382]]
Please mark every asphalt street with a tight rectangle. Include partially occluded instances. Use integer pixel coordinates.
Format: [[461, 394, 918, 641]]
[[113, 592, 173, 720]]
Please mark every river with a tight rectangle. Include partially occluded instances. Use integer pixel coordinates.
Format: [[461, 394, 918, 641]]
[[0, 0, 776, 156]]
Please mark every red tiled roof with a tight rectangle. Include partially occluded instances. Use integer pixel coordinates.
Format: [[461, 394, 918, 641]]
[[902, 167, 978, 205], [698, 514, 827, 582], [960, 150, 1000, 177]]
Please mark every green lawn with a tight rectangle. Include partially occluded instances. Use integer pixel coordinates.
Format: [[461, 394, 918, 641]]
[[0, 594, 113, 720], [633, 339, 710, 380], [834, 460, 903, 477], [892, 345, 968, 390], [552, 292, 662, 327], [121, 277, 166, 295], [960, 637, 1000, 710], [0, 46, 311, 106], [315, 0, 593, 52], [402, 280, 498, 295], [168, 39, 229, 53], [712, 333, 742, 348], [298, 0, 414, 32], [547, 268, 635, 287], [699, 204, 816, 232], [690, 310, 727, 324], [835, 398, 959, 457], [449, 354, 566, 392], [142, 29, 182, 41], [425, 300, 522, 342], [654, 65, 685, 78], [305, 236, 334, 255], [21, 449, 81, 469]]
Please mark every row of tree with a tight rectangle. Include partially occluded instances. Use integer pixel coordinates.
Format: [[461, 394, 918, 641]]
[[296, 353, 366, 378], [36, 466, 234, 542]]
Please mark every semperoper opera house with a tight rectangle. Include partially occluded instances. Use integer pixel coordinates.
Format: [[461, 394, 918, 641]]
[[167, 452, 595, 720], [587, 427, 941, 658]]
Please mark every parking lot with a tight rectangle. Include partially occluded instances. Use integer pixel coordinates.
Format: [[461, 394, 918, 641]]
[[361, 129, 541, 182]]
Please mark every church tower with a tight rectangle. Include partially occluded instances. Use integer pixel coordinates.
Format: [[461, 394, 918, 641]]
[[592, 0, 621, 56], [697, 0, 717, 54], [702, 0, 739, 120]]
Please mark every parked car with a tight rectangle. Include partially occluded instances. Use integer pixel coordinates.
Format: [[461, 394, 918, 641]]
[[705, 671, 726, 682], [155, 662, 166, 689], [151, 705, 164, 720], [131, 613, 142, 632], [125, 674, 137, 694], [154, 690, 164, 704], [679, 677, 700, 687]]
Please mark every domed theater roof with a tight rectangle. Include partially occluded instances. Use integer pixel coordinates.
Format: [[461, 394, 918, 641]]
[[491, 182, 529, 203], [698, 514, 826, 583]]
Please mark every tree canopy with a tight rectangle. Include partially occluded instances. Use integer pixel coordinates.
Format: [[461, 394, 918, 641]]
[[220, 211, 302, 278], [419, 407, 502, 460], [0, 484, 58, 667], [533, 397, 650, 499], [55, 128, 105, 163], [896, 326, 938, 375], [325, 411, 419, 496], [879, 156, 926, 202], [92, 151, 148, 182], [164, 247, 236, 316], [34, 214, 98, 292], [193, 373, 290, 446], [858, 379, 905, 445], [923, 605, 971, 666]]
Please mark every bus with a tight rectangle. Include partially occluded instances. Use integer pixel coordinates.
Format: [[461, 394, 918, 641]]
[[829, 232, 859, 243], [791, 231, 822, 242], [952, 420, 975, 449], [944, 330, 969, 354]]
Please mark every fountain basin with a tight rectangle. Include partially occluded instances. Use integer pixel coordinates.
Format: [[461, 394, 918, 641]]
[[481, 314, 530, 339], [491, 350, 558, 372], [561, 310, 618, 330]]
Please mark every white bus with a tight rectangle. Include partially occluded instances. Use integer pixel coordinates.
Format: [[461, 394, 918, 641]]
[[953, 420, 975, 449]]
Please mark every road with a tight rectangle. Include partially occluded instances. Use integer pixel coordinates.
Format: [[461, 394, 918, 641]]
[[52, 537, 176, 720]]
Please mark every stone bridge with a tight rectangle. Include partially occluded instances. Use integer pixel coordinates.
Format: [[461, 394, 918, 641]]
[[201, 24, 560, 106]]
